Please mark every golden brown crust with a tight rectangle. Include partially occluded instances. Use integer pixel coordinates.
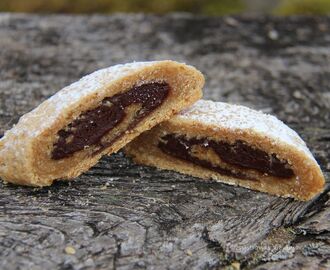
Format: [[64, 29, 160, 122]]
[[0, 61, 204, 186], [125, 101, 325, 201]]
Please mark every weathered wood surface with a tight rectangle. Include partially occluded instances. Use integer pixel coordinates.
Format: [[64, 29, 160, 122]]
[[0, 14, 329, 270]]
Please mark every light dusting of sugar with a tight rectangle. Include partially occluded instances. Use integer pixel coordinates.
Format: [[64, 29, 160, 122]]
[[43, 61, 160, 131], [0, 61, 171, 172], [2, 61, 161, 140], [178, 100, 315, 160]]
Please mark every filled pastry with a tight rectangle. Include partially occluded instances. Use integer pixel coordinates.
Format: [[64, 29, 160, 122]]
[[0, 61, 204, 186], [125, 100, 325, 200]]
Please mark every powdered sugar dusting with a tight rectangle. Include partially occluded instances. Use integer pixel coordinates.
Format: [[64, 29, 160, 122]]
[[0, 60, 199, 184], [178, 100, 315, 160], [48, 61, 157, 115], [0, 61, 176, 175], [1, 61, 161, 139]]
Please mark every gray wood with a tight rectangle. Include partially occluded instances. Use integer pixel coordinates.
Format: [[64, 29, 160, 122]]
[[0, 14, 329, 270]]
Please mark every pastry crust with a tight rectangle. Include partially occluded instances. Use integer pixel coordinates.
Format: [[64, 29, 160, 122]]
[[125, 100, 325, 201], [0, 61, 204, 186]]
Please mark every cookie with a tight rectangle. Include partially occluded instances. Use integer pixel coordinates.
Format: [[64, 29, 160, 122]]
[[0, 61, 204, 186], [125, 100, 325, 200]]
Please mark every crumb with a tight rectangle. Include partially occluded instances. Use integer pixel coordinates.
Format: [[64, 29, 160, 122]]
[[65, 246, 76, 255], [100, 185, 107, 190], [186, 249, 193, 256], [231, 262, 240, 270]]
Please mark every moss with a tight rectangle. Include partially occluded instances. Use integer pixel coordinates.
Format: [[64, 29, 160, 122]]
[[275, 0, 330, 15], [1, 0, 329, 15], [202, 0, 245, 16], [0, 0, 244, 15]]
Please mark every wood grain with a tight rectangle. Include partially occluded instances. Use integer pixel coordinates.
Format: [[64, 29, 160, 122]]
[[0, 14, 329, 269]]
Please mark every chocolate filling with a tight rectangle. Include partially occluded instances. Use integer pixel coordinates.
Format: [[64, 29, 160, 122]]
[[52, 82, 170, 160], [158, 134, 294, 179]]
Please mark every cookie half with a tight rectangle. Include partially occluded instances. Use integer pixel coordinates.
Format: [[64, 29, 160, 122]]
[[125, 100, 325, 200], [0, 61, 204, 186]]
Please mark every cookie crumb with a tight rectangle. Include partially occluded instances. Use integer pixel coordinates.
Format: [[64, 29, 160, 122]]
[[65, 246, 76, 255], [231, 262, 240, 270], [186, 249, 193, 256]]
